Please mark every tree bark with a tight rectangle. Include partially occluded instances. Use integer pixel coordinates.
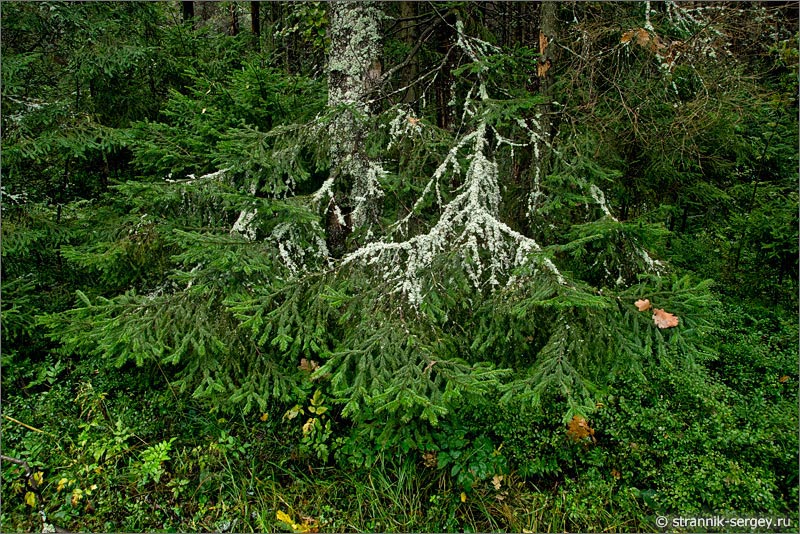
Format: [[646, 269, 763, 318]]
[[535, 1, 558, 178], [229, 2, 239, 36], [326, 1, 383, 247], [182, 1, 194, 28], [398, 1, 418, 105], [251, 1, 260, 42]]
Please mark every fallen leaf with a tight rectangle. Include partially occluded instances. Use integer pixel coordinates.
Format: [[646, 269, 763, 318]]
[[276, 510, 295, 527], [407, 117, 420, 125], [492, 474, 504, 490], [25, 491, 36, 507], [300, 516, 319, 533], [620, 30, 634, 44], [779, 375, 790, 383], [302, 418, 316, 435], [611, 468, 621, 479], [635, 298, 652, 312], [652, 308, 679, 329], [298, 358, 319, 372], [635, 28, 650, 47], [460, 492, 467, 502], [422, 451, 437, 468], [260, 412, 269, 421], [32, 472, 44, 487], [567, 415, 596, 442]]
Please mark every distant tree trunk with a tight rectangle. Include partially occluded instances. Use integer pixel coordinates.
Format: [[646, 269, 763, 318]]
[[229, 2, 239, 36], [535, 1, 558, 179], [182, 0, 194, 28], [251, 1, 260, 43], [398, 1, 418, 105], [434, 11, 457, 130], [326, 1, 383, 249]]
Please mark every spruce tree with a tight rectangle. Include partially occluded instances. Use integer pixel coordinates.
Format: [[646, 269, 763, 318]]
[[12, 1, 792, 456]]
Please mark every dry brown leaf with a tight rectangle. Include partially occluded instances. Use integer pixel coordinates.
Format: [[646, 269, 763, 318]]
[[298, 358, 319, 372], [407, 117, 420, 125], [652, 308, 679, 329], [422, 451, 437, 468], [620, 30, 635, 44], [492, 474, 504, 490], [635, 298, 652, 312], [779, 375, 790, 383], [567, 416, 596, 442], [635, 28, 650, 47]]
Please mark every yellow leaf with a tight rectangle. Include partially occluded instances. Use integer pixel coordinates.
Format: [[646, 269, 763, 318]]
[[302, 418, 316, 435], [57, 478, 68, 492], [260, 412, 269, 421], [276, 510, 295, 526], [25, 491, 37, 507], [460, 492, 467, 502], [32, 471, 44, 487]]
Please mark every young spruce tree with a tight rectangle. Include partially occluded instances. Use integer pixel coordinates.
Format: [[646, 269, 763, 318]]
[[39, 2, 721, 459]]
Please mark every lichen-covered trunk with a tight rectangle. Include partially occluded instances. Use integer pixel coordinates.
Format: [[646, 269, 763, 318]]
[[527, 1, 559, 220], [536, 0, 558, 177], [326, 1, 383, 249]]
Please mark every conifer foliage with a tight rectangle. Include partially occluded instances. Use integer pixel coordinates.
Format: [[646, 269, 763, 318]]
[[4, 0, 797, 463]]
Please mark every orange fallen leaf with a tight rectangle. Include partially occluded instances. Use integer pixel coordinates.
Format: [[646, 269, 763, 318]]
[[567, 415, 596, 442], [652, 308, 679, 329], [779, 375, 790, 383], [620, 30, 634, 44], [407, 117, 420, 125], [635, 298, 652, 312]]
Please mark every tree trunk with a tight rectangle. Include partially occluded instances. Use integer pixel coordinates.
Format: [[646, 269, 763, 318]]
[[326, 1, 383, 248], [182, 1, 194, 28], [530, 1, 558, 196], [229, 2, 239, 36], [251, 1, 260, 43], [398, 1, 418, 105], [434, 11, 457, 130]]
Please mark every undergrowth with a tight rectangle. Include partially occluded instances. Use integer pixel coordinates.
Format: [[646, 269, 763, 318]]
[[2, 298, 796, 533]]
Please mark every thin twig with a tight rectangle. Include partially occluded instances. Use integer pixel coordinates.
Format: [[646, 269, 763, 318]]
[[2, 414, 56, 437]]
